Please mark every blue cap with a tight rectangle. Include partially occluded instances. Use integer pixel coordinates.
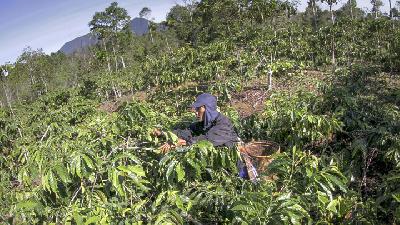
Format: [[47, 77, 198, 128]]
[[191, 93, 217, 109]]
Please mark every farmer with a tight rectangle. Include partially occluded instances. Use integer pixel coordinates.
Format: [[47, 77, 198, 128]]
[[156, 93, 239, 153], [155, 93, 259, 181]]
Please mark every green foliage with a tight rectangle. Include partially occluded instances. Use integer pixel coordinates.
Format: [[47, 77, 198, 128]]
[[238, 91, 343, 148], [1, 0, 400, 224], [159, 141, 239, 185]]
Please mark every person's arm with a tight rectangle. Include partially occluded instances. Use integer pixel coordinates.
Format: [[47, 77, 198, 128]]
[[172, 122, 204, 145], [190, 133, 207, 144], [190, 116, 238, 147]]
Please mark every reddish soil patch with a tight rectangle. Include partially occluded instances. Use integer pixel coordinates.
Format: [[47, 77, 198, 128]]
[[230, 87, 270, 118], [98, 91, 148, 113], [230, 70, 326, 118], [99, 101, 120, 113]]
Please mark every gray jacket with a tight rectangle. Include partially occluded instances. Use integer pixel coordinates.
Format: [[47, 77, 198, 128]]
[[174, 113, 238, 147]]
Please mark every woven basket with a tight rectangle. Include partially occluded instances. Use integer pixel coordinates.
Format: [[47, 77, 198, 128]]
[[238, 140, 281, 174]]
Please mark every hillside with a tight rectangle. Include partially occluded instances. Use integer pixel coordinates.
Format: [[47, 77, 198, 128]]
[[1, 1, 400, 224]]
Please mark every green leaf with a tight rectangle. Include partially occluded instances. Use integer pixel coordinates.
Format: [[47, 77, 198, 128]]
[[169, 209, 183, 224], [16, 200, 40, 211], [128, 165, 146, 177], [325, 173, 347, 193], [155, 192, 166, 207], [76, 156, 82, 178], [166, 160, 177, 182], [186, 158, 201, 178], [112, 169, 124, 196], [316, 180, 333, 200], [54, 164, 70, 183], [326, 199, 339, 213], [231, 204, 253, 211], [392, 194, 400, 202], [48, 171, 58, 194], [175, 195, 185, 211], [81, 154, 95, 169], [42, 173, 50, 192], [317, 191, 329, 205], [85, 216, 100, 225], [276, 192, 292, 201], [165, 131, 179, 143], [159, 153, 173, 165], [73, 211, 84, 225], [176, 163, 185, 182], [118, 165, 146, 177]]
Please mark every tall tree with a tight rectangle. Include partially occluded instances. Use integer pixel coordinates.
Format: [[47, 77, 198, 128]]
[[16, 47, 50, 99], [393, 1, 400, 17], [167, 5, 193, 42], [182, 0, 197, 22], [139, 7, 151, 19], [139, 7, 154, 43], [89, 2, 131, 72], [336, 0, 364, 20], [321, 0, 338, 24], [321, 0, 338, 67], [0, 65, 12, 111], [307, 0, 320, 31], [371, 0, 383, 18]]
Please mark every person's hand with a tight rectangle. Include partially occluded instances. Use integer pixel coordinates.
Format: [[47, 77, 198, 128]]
[[160, 142, 174, 154], [176, 138, 186, 146], [160, 138, 187, 154], [153, 128, 163, 137]]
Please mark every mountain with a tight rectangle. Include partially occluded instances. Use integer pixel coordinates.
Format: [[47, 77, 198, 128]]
[[59, 17, 150, 54], [130, 17, 149, 36], [59, 33, 98, 55]]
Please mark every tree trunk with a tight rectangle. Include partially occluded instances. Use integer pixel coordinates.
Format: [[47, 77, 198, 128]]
[[16, 87, 21, 103], [148, 20, 154, 43], [1, 78, 12, 111], [350, 0, 354, 20], [330, 5, 336, 68], [112, 82, 118, 100], [111, 39, 118, 72], [268, 53, 273, 90], [1, 76, 21, 137], [268, 69, 273, 90], [374, 1, 378, 19], [28, 66, 36, 96], [103, 40, 111, 73], [120, 56, 126, 69], [332, 37, 336, 66], [311, 0, 318, 32], [41, 74, 48, 93], [389, 0, 393, 18], [165, 37, 172, 53]]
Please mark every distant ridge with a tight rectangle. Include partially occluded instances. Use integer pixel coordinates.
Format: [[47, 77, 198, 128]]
[[59, 17, 150, 54]]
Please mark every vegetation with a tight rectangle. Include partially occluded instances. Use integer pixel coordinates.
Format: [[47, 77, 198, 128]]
[[1, 0, 400, 224]]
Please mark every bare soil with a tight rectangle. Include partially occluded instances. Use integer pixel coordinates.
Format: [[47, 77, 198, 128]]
[[230, 70, 327, 118], [98, 91, 148, 113]]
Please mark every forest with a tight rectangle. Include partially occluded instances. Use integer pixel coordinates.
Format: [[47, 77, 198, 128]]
[[1, 0, 400, 224]]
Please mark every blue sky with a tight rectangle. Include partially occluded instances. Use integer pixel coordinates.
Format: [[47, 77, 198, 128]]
[[0, 0, 184, 65], [0, 0, 391, 65]]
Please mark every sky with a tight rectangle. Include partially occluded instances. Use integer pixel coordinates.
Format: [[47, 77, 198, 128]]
[[0, 0, 392, 65]]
